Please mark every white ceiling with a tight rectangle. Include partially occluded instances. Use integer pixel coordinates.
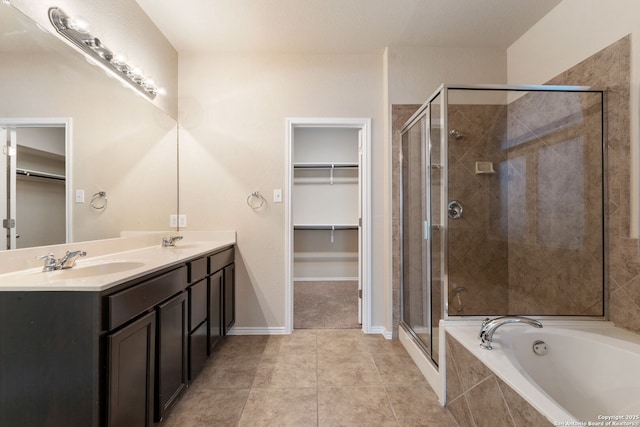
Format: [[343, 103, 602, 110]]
[[136, 0, 563, 55]]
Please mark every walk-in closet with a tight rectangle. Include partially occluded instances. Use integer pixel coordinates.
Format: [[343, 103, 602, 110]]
[[288, 119, 370, 330]]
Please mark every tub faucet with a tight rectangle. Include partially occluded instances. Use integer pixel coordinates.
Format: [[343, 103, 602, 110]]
[[479, 316, 542, 350], [162, 236, 183, 247]]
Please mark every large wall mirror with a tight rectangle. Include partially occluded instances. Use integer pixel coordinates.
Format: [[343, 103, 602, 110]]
[[0, 4, 177, 250]]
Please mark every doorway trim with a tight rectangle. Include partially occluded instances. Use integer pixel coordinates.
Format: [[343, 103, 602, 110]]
[[0, 117, 73, 248], [284, 117, 372, 334]]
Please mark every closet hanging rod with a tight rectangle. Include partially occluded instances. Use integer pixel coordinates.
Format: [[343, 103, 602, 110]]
[[16, 168, 65, 181], [294, 224, 359, 230], [293, 162, 358, 169]]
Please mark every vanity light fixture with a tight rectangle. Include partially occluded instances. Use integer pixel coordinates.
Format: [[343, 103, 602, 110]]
[[48, 7, 162, 99]]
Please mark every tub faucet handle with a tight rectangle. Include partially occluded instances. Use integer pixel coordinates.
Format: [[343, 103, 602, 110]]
[[479, 318, 491, 340]]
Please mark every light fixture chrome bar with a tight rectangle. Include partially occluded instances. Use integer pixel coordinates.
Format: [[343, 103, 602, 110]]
[[48, 7, 158, 99]]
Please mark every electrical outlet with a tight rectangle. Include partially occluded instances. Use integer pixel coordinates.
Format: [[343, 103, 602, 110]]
[[178, 214, 187, 228], [169, 214, 178, 227]]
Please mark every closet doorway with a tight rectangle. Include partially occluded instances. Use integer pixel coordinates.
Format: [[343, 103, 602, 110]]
[[285, 118, 371, 333], [0, 119, 70, 250]]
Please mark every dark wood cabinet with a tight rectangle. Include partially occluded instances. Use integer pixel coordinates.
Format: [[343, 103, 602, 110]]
[[209, 270, 223, 351], [188, 278, 209, 379], [223, 263, 235, 334], [108, 311, 156, 427], [155, 291, 188, 422], [0, 244, 234, 427]]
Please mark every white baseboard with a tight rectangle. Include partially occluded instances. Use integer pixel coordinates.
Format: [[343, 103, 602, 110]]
[[226, 326, 288, 335], [228, 325, 391, 338], [368, 325, 393, 339], [293, 277, 359, 282]]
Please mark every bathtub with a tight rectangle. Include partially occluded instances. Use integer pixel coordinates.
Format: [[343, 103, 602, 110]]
[[444, 321, 640, 424]]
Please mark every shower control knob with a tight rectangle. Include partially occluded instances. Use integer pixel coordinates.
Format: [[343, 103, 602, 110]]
[[447, 200, 463, 219]]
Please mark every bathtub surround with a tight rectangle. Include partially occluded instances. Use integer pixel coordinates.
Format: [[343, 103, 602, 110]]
[[445, 330, 554, 427], [445, 322, 640, 425]]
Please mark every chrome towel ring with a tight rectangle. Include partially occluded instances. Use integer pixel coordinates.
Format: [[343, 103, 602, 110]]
[[246, 191, 266, 210], [90, 191, 107, 210]]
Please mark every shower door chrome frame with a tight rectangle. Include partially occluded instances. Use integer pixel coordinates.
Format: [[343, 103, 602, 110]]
[[399, 101, 439, 364], [437, 83, 607, 322]]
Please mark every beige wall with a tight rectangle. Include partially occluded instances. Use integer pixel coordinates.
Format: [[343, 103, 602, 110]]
[[386, 46, 507, 105], [178, 53, 384, 331]]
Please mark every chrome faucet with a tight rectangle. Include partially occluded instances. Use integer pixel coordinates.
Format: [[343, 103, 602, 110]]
[[57, 250, 87, 269], [479, 316, 542, 350], [162, 236, 183, 247], [37, 250, 87, 271]]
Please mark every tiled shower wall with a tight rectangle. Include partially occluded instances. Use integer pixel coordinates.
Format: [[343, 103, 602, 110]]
[[392, 35, 639, 334], [504, 90, 605, 315], [447, 105, 509, 315]]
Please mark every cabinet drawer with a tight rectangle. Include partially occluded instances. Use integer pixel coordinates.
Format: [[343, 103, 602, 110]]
[[189, 257, 208, 283], [189, 279, 207, 332], [209, 247, 234, 273], [108, 267, 187, 330]]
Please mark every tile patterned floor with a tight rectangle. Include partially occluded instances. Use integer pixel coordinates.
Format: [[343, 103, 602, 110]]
[[162, 329, 457, 426]]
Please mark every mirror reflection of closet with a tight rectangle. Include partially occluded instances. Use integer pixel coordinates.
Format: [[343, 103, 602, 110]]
[[1, 124, 67, 249]]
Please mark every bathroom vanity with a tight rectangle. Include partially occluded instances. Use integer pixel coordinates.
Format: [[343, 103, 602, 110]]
[[0, 235, 235, 427]]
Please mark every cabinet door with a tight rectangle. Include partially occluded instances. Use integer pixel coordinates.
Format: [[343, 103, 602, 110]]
[[223, 263, 235, 334], [156, 292, 187, 422], [189, 321, 208, 380], [209, 270, 222, 352], [108, 311, 155, 427]]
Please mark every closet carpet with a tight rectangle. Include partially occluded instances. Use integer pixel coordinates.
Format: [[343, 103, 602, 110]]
[[162, 329, 456, 426], [294, 281, 360, 329]]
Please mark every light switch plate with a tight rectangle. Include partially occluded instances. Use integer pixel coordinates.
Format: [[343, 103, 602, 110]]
[[273, 189, 282, 203], [178, 214, 187, 228], [75, 189, 84, 203], [169, 214, 178, 227]]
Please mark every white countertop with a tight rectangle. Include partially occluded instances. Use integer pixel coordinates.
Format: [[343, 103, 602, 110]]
[[0, 232, 235, 292]]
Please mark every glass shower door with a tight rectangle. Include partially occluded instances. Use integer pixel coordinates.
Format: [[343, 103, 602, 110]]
[[401, 107, 440, 364]]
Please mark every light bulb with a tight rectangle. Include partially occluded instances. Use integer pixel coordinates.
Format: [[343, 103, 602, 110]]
[[68, 16, 90, 34]]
